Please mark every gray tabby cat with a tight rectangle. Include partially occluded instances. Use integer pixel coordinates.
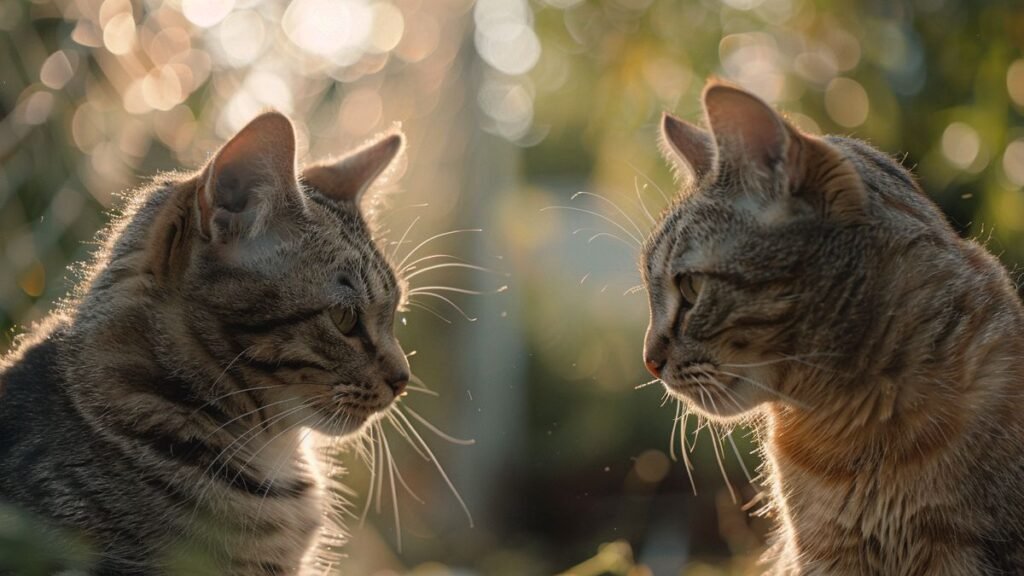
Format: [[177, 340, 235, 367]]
[[0, 112, 411, 575], [643, 82, 1024, 574]]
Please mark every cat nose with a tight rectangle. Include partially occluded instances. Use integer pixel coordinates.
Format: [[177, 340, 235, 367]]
[[644, 357, 665, 378], [643, 327, 669, 378], [387, 372, 409, 396]]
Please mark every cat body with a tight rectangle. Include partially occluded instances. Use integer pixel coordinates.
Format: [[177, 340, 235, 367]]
[[0, 113, 410, 575], [644, 82, 1024, 574]]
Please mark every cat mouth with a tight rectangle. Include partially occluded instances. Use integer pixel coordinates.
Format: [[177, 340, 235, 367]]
[[661, 363, 739, 403]]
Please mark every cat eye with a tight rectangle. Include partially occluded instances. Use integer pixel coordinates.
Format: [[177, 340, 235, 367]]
[[679, 274, 703, 307], [329, 305, 359, 335]]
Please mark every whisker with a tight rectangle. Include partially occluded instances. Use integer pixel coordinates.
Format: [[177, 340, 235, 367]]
[[571, 190, 646, 242], [405, 301, 453, 324], [635, 378, 661, 390], [250, 409, 330, 537], [572, 227, 635, 251], [726, 431, 755, 486], [405, 385, 439, 397], [390, 216, 421, 262], [403, 262, 503, 282], [384, 411, 430, 461], [407, 293, 477, 322], [379, 421, 403, 552], [374, 423, 386, 515], [188, 383, 287, 418], [721, 353, 840, 371], [586, 231, 637, 250], [540, 206, 642, 247], [408, 285, 502, 296], [409, 373, 431, 390], [393, 408, 474, 527], [396, 228, 483, 272], [634, 176, 657, 225], [399, 253, 470, 276], [404, 407, 476, 446], [627, 160, 671, 205], [679, 407, 696, 495], [227, 405, 323, 491], [717, 369, 810, 410], [359, 423, 379, 527], [708, 420, 738, 504], [210, 344, 258, 389], [669, 401, 681, 462]]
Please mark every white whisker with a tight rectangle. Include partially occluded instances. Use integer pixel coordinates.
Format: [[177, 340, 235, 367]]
[[393, 408, 474, 527], [403, 262, 502, 282], [540, 206, 642, 247], [571, 190, 646, 242], [405, 301, 453, 324], [408, 293, 477, 322], [634, 176, 657, 225], [396, 228, 483, 272], [404, 406, 475, 446], [390, 216, 421, 262]]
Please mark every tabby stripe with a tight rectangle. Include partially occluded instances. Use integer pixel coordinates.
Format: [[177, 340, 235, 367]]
[[153, 374, 232, 424], [221, 307, 325, 333], [242, 355, 332, 373], [123, 428, 312, 499]]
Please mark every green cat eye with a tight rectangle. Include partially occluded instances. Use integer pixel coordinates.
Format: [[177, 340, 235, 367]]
[[679, 274, 703, 307], [329, 305, 359, 335]]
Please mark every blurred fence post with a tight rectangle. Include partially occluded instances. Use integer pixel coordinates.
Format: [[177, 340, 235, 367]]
[[451, 34, 528, 541]]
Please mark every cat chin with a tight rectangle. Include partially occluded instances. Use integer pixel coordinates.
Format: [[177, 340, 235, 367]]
[[661, 379, 753, 422], [306, 404, 391, 437]]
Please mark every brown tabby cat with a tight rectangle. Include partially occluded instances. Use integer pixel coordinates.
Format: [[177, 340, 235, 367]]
[[0, 112, 411, 575], [643, 81, 1024, 574]]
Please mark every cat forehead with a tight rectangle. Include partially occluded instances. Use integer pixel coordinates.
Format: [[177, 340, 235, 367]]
[[647, 195, 739, 265], [290, 193, 400, 293]]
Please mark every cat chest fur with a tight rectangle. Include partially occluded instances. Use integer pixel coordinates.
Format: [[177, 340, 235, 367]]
[[0, 334, 328, 575]]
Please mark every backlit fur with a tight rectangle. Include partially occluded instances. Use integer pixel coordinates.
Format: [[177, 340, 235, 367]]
[[644, 83, 1024, 574], [0, 114, 409, 575]]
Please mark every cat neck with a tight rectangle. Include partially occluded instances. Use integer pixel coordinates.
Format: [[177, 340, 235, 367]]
[[763, 243, 1024, 481]]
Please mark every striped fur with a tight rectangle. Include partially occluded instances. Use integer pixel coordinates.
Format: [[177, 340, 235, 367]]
[[644, 82, 1024, 574], [0, 113, 410, 575]]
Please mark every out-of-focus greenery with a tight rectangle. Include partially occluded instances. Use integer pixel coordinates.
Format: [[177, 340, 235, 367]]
[[1, 0, 1022, 574]]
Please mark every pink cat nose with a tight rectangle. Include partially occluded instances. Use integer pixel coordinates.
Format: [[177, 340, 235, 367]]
[[645, 358, 665, 378]]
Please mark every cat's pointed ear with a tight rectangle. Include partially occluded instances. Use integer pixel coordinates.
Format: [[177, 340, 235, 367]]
[[702, 83, 866, 222], [301, 132, 404, 206], [196, 111, 301, 242], [702, 83, 788, 168], [659, 112, 713, 182], [788, 134, 868, 222]]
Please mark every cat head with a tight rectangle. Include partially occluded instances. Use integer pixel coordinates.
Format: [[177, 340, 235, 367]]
[[149, 112, 409, 436], [642, 82, 949, 421]]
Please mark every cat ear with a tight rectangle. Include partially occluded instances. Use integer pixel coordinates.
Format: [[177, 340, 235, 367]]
[[702, 83, 788, 168], [659, 112, 713, 182], [301, 132, 404, 206], [196, 111, 301, 242], [788, 134, 868, 222], [702, 83, 866, 222]]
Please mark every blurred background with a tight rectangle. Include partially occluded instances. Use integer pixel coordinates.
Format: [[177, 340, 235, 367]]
[[2, 0, 1023, 574]]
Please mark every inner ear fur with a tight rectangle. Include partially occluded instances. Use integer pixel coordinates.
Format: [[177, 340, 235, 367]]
[[659, 112, 714, 182], [196, 111, 301, 242]]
